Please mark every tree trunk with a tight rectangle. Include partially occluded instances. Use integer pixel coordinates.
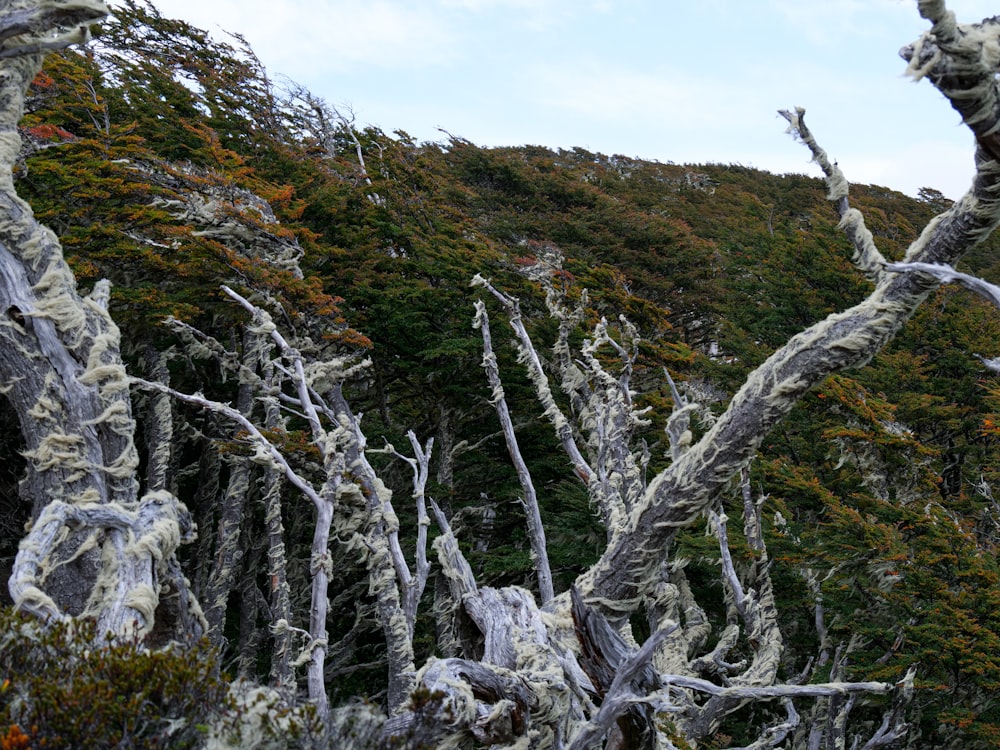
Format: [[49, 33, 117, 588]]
[[2, 0, 201, 640]]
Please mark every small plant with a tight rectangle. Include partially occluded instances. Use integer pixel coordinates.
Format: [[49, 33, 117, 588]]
[[0, 607, 230, 749]]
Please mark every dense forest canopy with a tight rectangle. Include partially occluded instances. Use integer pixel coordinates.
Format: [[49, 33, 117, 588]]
[[3, 0, 1000, 748]]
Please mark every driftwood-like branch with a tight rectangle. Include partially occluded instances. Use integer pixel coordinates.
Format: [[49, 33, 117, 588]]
[[546, 276, 592, 419], [886, 260, 1000, 307], [326, 386, 417, 711], [381, 657, 537, 747], [221, 285, 327, 452], [5, 3, 991, 747], [885, 261, 1000, 371], [778, 108, 886, 284], [430, 499, 478, 602], [382, 431, 436, 632], [134, 287, 376, 719], [579, 10, 1000, 617], [582, 317, 650, 525], [659, 675, 894, 703], [570, 586, 669, 750], [738, 699, 800, 750], [474, 299, 555, 603], [475, 274, 652, 544], [132, 369, 336, 718], [285, 88, 385, 206], [0, 0, 205, 641], [10, 490, 195, 635], [859, 666, 915, 749], [567, 585, 895, 749], [664, 369, 697, 463], [687, 507, 784, 739], [472, 274, 594, 484], [902, 3, 1000, 166], [132, 378, 324, 510], [199, 326, 271, 646]]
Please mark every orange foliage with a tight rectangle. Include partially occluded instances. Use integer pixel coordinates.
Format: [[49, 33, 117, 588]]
[[23, 124, 74, 141], [28, 70, 54, 89], [0, 725, 31, 750]]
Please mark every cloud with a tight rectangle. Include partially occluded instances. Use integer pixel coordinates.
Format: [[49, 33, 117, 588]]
[[766, 0, 914, 45], [847, 139, 976, 200], [530, 62, 751, 131], [439, 0, 540, 9], [294, 2, 457, 71], [437, 0, 608, 13], [148, 0, 458, 76], [143, 0, 984, 200], [767, 0, 1000, 49], [436, 0, 612, 32]]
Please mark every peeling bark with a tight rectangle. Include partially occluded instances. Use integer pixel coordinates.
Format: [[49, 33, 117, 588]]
[[580, 109, 1000, 619], [375, 5, 998, 746], [199, 324, 274, 648]]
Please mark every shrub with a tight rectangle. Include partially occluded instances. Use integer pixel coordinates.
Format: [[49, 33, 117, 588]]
[[0, 608, 229, 749]]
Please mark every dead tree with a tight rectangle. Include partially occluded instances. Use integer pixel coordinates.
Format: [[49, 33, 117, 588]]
[[1, 0, 201, 640], [135, 285, 440, 722], [380, 1, 1000, 746]]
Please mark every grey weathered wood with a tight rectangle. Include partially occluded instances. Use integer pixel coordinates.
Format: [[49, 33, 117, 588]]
[[474, 299, 555, 604], [376, 5, 995, 746], [1, 0, 199, 640], [0, 2, 981, 746]]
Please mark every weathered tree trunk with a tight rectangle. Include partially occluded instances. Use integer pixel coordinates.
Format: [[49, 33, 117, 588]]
[[1, 0, 200, 640], [201, 326, 270, 644], [475, 299, 554, 604]]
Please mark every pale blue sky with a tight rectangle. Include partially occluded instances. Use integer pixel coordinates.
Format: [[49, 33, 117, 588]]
[[146, 0, 1000, 199]]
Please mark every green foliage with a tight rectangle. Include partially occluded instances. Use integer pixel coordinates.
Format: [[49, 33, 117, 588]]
[[0, 608, 228, 748], [0, 609, 329, 750], [9, 2, 1000, 745]]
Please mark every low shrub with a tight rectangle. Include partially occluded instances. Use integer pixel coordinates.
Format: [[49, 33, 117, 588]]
[[0, 608, 228, 749]]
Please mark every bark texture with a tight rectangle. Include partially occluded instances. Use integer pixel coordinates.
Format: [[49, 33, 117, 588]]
[[1, 0, 201, 640], [378, 4, 1000, 746]]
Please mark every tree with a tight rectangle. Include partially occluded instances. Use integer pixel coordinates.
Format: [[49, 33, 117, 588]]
[[6, 0, 1000, 747], [0, 0, 203, 641]]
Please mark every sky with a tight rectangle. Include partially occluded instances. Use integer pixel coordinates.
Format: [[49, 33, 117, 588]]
[[145, 0, 1000, 200]]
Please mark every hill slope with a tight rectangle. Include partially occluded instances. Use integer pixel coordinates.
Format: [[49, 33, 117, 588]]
[[4, 1, 1000, 746]]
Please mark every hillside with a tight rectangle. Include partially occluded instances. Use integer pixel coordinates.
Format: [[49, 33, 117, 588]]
[[3, 1, 1000, 747]]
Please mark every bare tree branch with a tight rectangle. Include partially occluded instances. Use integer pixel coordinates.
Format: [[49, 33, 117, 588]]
[[472, 273, 594, 484], [474, 298, 554, 603], [779, 108, 886, 284]]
